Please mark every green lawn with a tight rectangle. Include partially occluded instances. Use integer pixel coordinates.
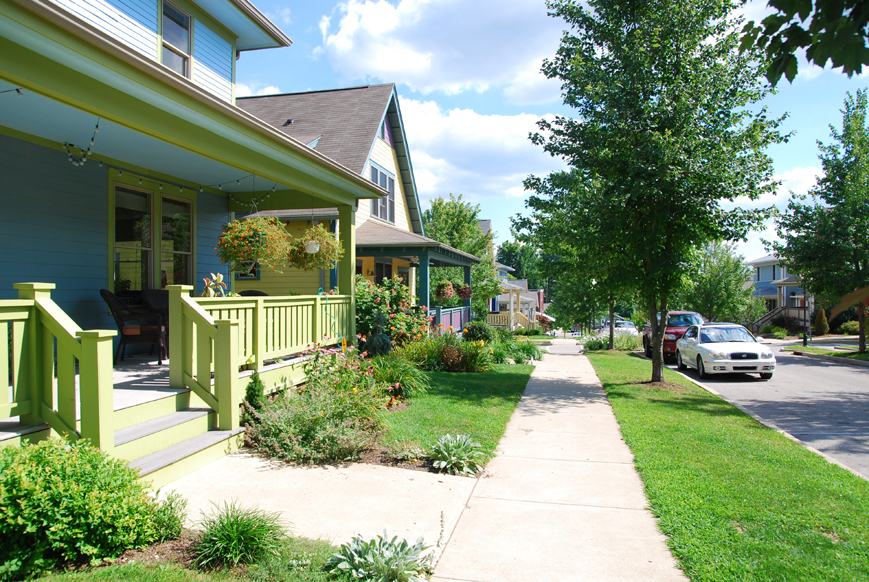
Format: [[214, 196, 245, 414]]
[[586, 351, 869, 582], [382, 363, 533, 457], [786, 345, 869, 362]]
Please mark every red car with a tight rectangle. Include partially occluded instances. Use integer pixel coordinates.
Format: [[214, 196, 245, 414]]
[[642, 311, 705, 360]]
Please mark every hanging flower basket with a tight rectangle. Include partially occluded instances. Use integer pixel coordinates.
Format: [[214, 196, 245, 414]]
[[215, 217, 291, 273], [434, 280, 455, 300], [287, 223, 344, 271], [455, 284, 472, 299]]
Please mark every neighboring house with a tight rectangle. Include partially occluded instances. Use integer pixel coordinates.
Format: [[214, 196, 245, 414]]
[[0, 0, 382, 483], [747, 253, 808, 331], [488, 278, 543, 330], [232, 84, 481, 325]]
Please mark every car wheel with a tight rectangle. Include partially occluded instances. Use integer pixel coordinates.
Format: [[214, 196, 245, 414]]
[[697, 356, 708, 379], [644, 338, 652, 358], [759, 372, 773, 380], [677, 351, 688, 371]]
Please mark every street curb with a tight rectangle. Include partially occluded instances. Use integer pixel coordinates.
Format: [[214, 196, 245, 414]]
[[639, 354, 868, 483], [783, 350, 869, 368]]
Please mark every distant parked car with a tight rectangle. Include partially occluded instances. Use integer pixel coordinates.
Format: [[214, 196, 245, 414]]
[[614, 321, 638, 336], [675, 323, 776, 380], [642, 311, 705, 361]]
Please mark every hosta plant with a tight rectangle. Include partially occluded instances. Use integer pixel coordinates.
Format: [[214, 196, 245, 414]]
[[429, 434, 485, 476], [326, 531, 433, 582]]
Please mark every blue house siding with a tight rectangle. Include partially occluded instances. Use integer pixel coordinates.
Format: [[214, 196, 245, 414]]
[[195, 190, 230, 294], [0, 133, 113, 332], [51, 0, 159, 60], [193, 20, 232, 103]]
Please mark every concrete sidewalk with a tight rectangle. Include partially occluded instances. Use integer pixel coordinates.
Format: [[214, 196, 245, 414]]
[[165, 340, 685, 581], [430, 339, 685, 582]]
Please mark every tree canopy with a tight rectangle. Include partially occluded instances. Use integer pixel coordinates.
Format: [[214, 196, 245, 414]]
[[515, 0, 783, 381], [740, 0, 869, 85], [773, 89, 869, 352], [496, 241, 546, 290]]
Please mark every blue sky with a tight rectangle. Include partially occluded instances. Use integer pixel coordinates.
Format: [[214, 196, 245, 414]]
[[237, 0, 867, 263]]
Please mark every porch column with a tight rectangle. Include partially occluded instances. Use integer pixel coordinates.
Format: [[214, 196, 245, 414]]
[[418, 249, 430, 309], [463, 265, 472, 308], [338, 205, 356, 340], [329, 219, 339, 291], [509, 290, 515, 330]]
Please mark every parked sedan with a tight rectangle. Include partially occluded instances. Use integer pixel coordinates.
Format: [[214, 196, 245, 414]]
[[614, 321, 638, 336], [675, 323, 776, 380]]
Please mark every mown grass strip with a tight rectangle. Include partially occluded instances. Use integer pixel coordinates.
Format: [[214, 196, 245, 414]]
[[382, 363, 533, 457], [786, 345, 869, 362], [586, 351, 869, 582]]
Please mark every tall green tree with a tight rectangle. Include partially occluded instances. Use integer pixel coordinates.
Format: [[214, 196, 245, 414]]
[[422, 194, 502, 319], [672, 241, 755, 323], [517, 0, 783, 381], [773, 90, 869, 352]]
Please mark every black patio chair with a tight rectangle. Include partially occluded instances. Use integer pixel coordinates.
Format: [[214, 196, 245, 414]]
[[100, 289, 167, 365], [239, 290, 269, 296]]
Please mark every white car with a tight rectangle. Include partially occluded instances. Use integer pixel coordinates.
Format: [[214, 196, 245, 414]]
[[675, 323, 776, 380], [614, 321, 638, 336]]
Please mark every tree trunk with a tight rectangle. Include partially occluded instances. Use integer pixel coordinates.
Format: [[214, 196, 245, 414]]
[[608, 292, 615, 350], [649, 296, 668, 382], [859, 302, 866, 354]]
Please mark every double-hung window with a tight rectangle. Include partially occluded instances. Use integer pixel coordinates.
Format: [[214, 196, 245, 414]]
[[114, 185, 193, 291], [369, 163, 395, 224], [161, 2, 191, 77]]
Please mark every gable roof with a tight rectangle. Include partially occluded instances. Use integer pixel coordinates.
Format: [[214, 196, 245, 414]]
[[236, 84, 425, 235]]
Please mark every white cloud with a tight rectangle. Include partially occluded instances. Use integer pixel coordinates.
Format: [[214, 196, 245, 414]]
[[399, 97, 565, 209], [267, 6, 292, 25], [236, 83, 282, 97], [318, 0, 564, 104]]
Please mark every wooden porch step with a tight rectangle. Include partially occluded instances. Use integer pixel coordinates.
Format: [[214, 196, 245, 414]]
[[131, 428, 245, 488], [113, 408, 215, 462]]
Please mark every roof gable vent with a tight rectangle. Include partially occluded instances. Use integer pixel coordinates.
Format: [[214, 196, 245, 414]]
[[283, 118, 294, 126]]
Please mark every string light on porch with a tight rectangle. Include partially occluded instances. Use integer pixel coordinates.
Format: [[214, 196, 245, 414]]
[[63, 118, 101, 167], [0, 87, 24, 97]]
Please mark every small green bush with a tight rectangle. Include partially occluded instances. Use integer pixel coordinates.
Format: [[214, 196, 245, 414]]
[[815, 308, 830, 336], [761, 324, 774, 334], [771, 327, 788, 339], [326, 532, 433, 581], [429, 434, 485, 476], [370, 354, 430, 399], [152, 490, 189, 543], [462, 321, 494, 343], [581, 336, 609, 351], [513, 328, 542, 336], [243, 371, 266, 426], [194, 501, 286, 569], [0, 438, 157, 580], [839, 321, 860, 335], [490, 341, 512, 364], [393, 333, 492, 373], [511, 340, 542, 362]]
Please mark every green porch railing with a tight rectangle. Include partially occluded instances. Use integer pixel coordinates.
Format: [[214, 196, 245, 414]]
[[2, 283, 116, 450], [167, 287, 353, 431]]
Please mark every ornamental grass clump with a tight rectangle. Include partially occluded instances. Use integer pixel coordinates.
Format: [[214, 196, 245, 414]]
[[429, 434, 485, 476], [245, 346, 387, 463], [370, 354, 430, 399], [194, 501, 286, 569], [0, 438, 158, 580], [326, 532, 433, 581]]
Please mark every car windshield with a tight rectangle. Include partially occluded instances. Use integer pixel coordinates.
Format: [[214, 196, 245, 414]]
[[699, 326, 756, 343], [667, 314, 703, 327], [617, 322, 635, 328]]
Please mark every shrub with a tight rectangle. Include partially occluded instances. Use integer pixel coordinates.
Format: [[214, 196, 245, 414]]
[[0, 438, 157, 580], [243, 371, 267, 426], [152, 490, 189, 543], [612, 333, 642, 351], [761, 324, 774, 334], [370, 354, 430, 400], [245, 346, 386, 463], [815, 308, 830, 336], [581, 336, 609, 351], [462, 321, 494, 343], [393, 333, 492, 373], [194, 501, 286, 569], [490, 341, 512, 364], [392, 336, 444, 371], [355, 275, 431, 345], [770, 326, 788, 339], [770, 313, 803, 335], [326, 532, 433, 581], [839, 321, 860, 335], [513, 328, 542, 336], [511, 339, 542, 362], [429, 434, 485, 476]]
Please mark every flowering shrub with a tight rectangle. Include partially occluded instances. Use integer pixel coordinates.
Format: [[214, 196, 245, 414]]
[[393, 332, 492, 373], [285, 223, 344, 271], [244, 345, 387, 463], [216, 217, 290, 273], [355, 275, 431, 345]]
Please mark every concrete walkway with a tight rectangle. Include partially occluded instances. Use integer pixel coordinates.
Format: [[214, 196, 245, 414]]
[[165, 339, 685, 581], [431, 340, 685, 582]]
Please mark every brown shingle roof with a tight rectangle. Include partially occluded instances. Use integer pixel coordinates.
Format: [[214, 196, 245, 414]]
[[356, 221, 481, 264], [236, 84, 395, 175]]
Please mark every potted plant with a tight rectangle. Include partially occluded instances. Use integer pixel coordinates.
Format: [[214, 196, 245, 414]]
[[215, 217, 291, 273], [434, 280, 454, 300], [456, 284, 472, 299], [286, 223, 344, 271]]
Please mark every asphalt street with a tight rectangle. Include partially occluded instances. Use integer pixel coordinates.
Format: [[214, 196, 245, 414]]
[[669, 349, 869, 479]]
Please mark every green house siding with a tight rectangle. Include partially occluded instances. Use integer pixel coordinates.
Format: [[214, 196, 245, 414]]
[[0, 132, 112, 331]]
